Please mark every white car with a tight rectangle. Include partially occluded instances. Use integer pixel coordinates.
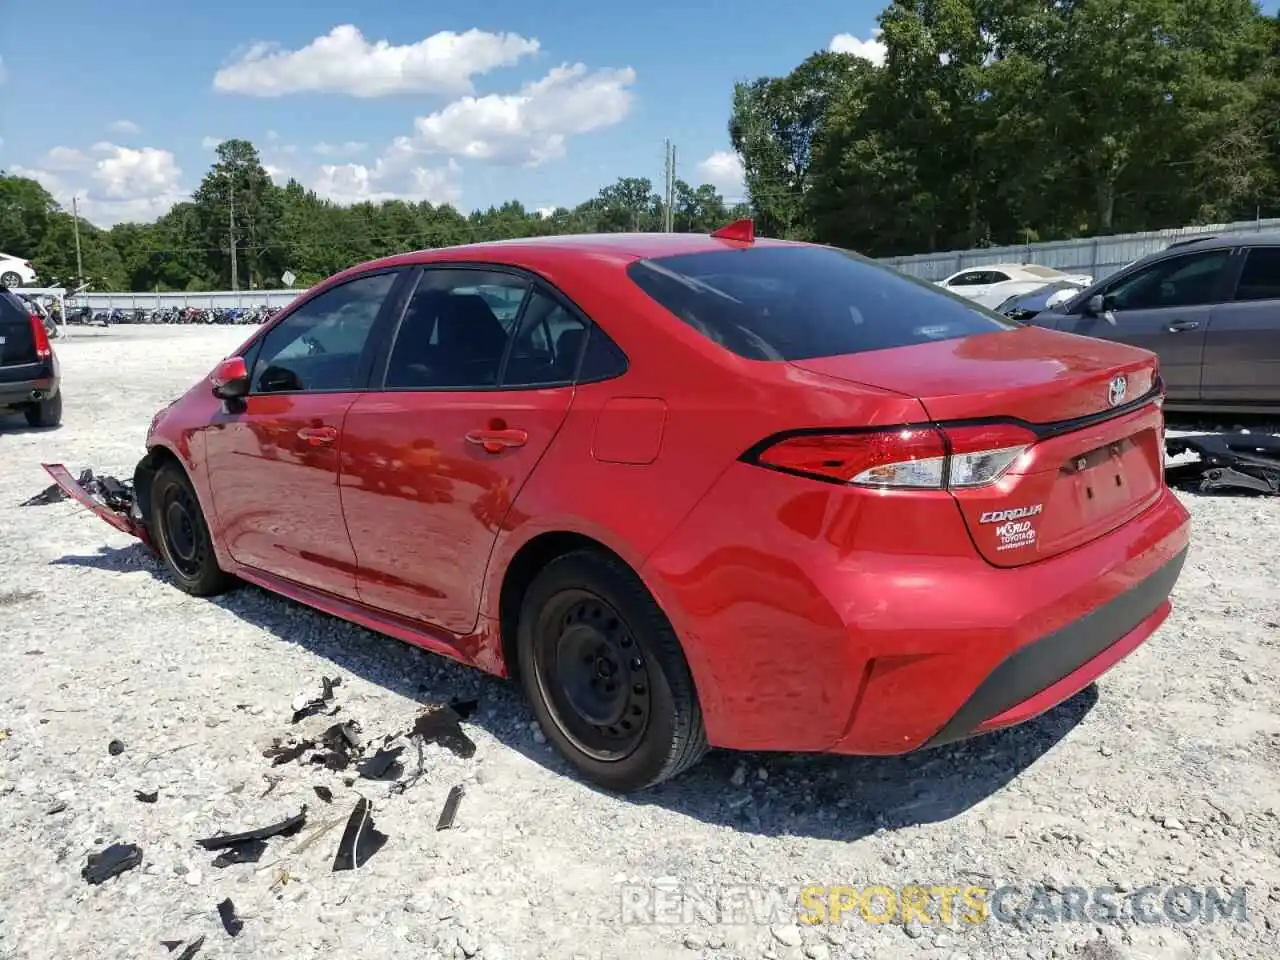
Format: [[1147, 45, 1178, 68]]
[[937, 263, 1093, 309], [0, 253, 38, 288]]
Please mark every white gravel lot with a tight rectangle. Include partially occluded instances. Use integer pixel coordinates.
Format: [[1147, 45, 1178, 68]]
[[1, 325, 1278, 960]]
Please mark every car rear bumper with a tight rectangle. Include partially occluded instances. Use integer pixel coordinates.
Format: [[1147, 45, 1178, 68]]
[[0, 375, 56, 408], [642, 463, 1191, 756]]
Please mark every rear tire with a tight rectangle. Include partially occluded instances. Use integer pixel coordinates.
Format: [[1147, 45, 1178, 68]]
[[516, 549, 708, 793], [24, 391, 62, 428], [0, 271, 20, 287], [150, 462, 234, 597]]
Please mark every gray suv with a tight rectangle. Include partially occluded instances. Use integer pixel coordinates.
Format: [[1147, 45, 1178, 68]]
[[1028, 234, 1280, 415]]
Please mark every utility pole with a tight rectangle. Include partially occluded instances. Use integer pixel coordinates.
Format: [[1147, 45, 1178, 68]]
[[228, 161, 239, 292], [663, 140, 678, 232], [71, 195, 85, 286], [229, 181, 239, 293]]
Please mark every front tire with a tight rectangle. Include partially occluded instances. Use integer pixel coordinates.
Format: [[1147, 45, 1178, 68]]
[[516, 549, 708, 793], [24, 392, 62, 427], [0, 271, 21, 287], [150, 463, 234, 596]]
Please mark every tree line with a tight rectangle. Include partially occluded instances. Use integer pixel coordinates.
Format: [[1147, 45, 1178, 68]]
[[0, 140, 747, 292], [2, 0, 1278, 292]]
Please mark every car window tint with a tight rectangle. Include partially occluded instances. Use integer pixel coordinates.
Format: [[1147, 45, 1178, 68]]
[[987, 271, 1011, 283], [502, 289, 588, 386], [1104, 250, 1230, 311], [626, 245, 1017, 362], [251, 272, 395, 394], [1232, 247, 1280, 302], [577, 326, 629, 381], [949, 272, 985, 286], [385, 270, 530, 389]]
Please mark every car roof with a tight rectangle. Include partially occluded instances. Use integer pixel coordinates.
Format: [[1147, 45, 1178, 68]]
[[1160, 231, 1280, 252], [344, 232, 804, 278]]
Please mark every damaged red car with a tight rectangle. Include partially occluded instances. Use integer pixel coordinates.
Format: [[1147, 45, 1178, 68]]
[[49, 223, 1191, 793]]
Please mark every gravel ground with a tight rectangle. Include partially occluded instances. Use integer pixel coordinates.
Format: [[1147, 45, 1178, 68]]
[[1, 325, 1278, 960]]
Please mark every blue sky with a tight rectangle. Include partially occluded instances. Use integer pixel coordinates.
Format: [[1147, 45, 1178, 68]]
[[0, 0, 887, 227]]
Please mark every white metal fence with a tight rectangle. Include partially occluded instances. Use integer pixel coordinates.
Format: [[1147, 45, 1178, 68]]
[[880, 216, 1280, 282], [54, 216, 1280, 309], [66, 289, 303, 311]]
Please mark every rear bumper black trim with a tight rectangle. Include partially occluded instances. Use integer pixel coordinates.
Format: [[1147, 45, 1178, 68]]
[[923, 545, 1187, 748], [0, 376, 55, 406]]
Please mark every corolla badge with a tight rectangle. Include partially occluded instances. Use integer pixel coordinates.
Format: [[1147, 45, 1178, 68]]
[[1107, 375, 1128, 407]]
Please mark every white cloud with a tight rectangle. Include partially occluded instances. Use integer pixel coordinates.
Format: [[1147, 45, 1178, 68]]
[[202, 136, 224, 150], [310, 156, 462, 207], [410, 63, 636, 165], [109, 119, 141, 135], [697, 150, 745, 195], [535, 207, 555, 218], [13, 143, 186, 226], [829, 29, 886, 65], [212, 24, 540, 98], [313, 141, 368, 158]]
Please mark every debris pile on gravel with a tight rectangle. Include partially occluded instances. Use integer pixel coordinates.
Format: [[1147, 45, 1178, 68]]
[[1, 326, 1278, 960]]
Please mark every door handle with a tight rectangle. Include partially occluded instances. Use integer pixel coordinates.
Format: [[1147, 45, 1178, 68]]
[[465, 428, 528, 454], [1167, 319, 1200, 332], [297, 425, 338, 446]]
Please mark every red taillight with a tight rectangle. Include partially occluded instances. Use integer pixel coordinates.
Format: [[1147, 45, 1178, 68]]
[[30, 314, 52, 360], [750, 423, 1036, 489]]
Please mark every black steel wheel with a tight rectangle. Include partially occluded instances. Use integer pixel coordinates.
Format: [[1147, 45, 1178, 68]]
[[516, 549, 708, 792], [150, 462, 233, 597]]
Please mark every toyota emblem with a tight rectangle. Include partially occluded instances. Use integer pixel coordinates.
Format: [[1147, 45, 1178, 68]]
[[1107, 375, 1128, 407]]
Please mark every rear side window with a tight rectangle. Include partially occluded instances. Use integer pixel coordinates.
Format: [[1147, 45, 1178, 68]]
[[0, 291, 30, 327], [626, 246, 1017, 362], [1232, 247, 1280, 302]]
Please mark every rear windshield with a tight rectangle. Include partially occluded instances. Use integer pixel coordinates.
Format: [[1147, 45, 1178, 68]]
[[0, 290, 31, 327], [626, 245, 1017, 361]]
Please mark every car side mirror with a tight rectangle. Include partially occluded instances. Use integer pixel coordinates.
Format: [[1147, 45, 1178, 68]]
[[1086, 294, 1118, 326], [211, 356, 250, 401]]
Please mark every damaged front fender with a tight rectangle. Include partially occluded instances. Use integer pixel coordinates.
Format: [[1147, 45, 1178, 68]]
[[40, 463, 154, 547]]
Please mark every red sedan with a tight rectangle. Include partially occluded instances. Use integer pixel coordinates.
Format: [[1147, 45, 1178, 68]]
[[64, 223, 1191, 793]]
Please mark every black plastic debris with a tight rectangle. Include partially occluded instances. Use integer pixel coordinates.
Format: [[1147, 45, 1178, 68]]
[[291, 676, 343, 724], [332, 797, 387, 871], [135, 790, 158, 804], [358, 746, 405, 781], [21, 481, 68, 507], [263, 738, 314, 766], [410, 706, 476, 759], [312, 720, 362, 770], [174, 938, 205, 960], [46, 801, 68, 815], [314, 785, 334, 803], [23, 468, 136, 511], [436, 785, 464, 831], [161, 941, 183, 953], [211, 838, 268, 868], [81, 842, 142, 884], [108, 739, 125, 756], [196, 806, 307, 851], [217, 898, 244, 937], [448, 698, 479, 721], [1166, 432, 1280, 495]]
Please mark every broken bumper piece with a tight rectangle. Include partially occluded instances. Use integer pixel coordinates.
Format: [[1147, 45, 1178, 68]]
[[40, 463, 152, 544], [1165, 433, 1280, 496]]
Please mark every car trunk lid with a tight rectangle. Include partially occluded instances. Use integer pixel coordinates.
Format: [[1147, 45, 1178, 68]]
[[790, 326, 1165, 566]]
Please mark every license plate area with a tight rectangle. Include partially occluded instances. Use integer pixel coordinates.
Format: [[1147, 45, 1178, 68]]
[[1059, 437, 1144, 522]]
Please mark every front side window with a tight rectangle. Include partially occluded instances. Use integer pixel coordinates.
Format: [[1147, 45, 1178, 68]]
[[1103, 250, 1230, 311], [251, 271, 397, 393], [948, 271, 988, 286], [627, 245, 1017, 362]]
